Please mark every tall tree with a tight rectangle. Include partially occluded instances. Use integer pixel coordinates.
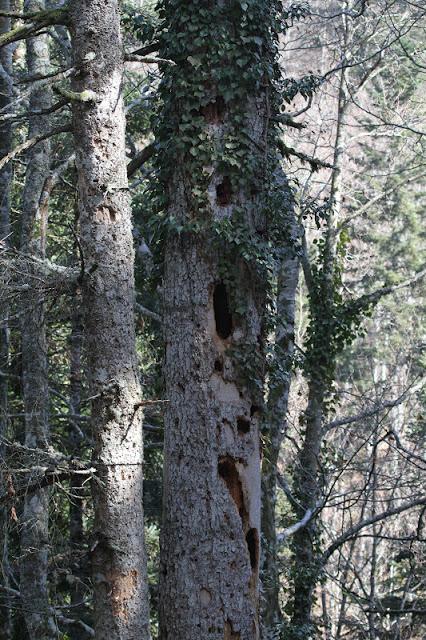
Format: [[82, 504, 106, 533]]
[[68, 1, 150, 638], [157, 1, 286, 637]]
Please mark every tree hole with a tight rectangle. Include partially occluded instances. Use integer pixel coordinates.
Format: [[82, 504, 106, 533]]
[[216, 176, 232, 206], [218, 456, 246, 520], [237, 417, 250, 434], [250, 405, 260, 417], [201, 95, 225, 123], [246, 528, 259, 571], [213, 283, 232, 339], [214, 358, 223, 372]]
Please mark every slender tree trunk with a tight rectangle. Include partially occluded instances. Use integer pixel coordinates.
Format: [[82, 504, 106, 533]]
[[68, 291, 87, 640], [68, 2, 150, 638], [158, 3, 278, 638], [261, 194, 299, 636], [0, 5, 13, 638], [19, 2, 57, 637], [290, 379, 325, 634], [290, 17, 349, 634]]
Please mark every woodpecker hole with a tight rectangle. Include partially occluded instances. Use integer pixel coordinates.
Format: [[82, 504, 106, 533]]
[[250, 405, 260, 417], [218, 456, 246, 520], [216, 176, 232, 206], [213, 283, 232, 339], [214, 358, 223, 372], [237, 417, 250, 434], [201, 95, 225, 123], [246, 528, 259, 571]]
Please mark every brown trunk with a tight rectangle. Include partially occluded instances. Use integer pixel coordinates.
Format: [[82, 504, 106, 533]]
[[69, 1, 150, 638]]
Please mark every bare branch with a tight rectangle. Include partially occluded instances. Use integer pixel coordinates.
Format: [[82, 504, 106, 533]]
[[322, 496, 426, 563], [0, 124, 71, 171]]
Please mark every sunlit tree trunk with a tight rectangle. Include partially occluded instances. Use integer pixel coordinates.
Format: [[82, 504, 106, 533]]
[[158, 2, 279, 638], [69, 1, 150, 638]]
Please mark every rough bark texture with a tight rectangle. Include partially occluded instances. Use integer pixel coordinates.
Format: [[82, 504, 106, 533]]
[[159, 7, 270, 639], [261, 192, 299, 637], [19, 2, 57, 637], [69, 2, 150, 638]]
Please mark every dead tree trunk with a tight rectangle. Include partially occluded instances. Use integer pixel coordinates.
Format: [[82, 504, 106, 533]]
[[158, 2, 282, 638], [68, 1, 150, 638], [19, 1, 57, 637]]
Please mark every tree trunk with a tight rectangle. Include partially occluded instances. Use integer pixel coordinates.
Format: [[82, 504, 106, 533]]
[[158, 3, 277, 638], [290, 17, 350, 634], [290, 379, 325, 635], [68, 292, 88, 640], [68, 2, 150, 638], [19, 1, 57, 637], [261, 192, 299, 636]]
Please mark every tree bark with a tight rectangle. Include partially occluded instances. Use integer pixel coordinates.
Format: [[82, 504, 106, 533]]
[[68, 1, 151, 638], [261, 190, 299, 637], [290, 379, 325, 634], [158, 3, 274, 638], [19, 1, 57, 637]]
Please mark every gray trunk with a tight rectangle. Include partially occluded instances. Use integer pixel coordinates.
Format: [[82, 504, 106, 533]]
[[68, 1, 150, 638], [159, 7, 271, 638], [19, 1, 56, 637], [261, 194, 299, 636], [290, 380, 324, 633], [290, 29, 349, 635]]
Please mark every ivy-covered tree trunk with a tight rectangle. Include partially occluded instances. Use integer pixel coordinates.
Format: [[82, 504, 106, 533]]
[[290, 39, 349, 639], [261, 193, 299, 637], [68, 1, 151, 638], [0, 5, 13, 639], [158, 2, 282, 638], [290, 379, 325, 635], [19, 2, 57, 637]]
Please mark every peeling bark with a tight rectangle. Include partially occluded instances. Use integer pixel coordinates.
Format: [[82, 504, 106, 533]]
[[68, 1, 150, 638]]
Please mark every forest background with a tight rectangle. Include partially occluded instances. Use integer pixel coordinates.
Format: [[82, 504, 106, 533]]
[[0, 1, 425, 639]]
